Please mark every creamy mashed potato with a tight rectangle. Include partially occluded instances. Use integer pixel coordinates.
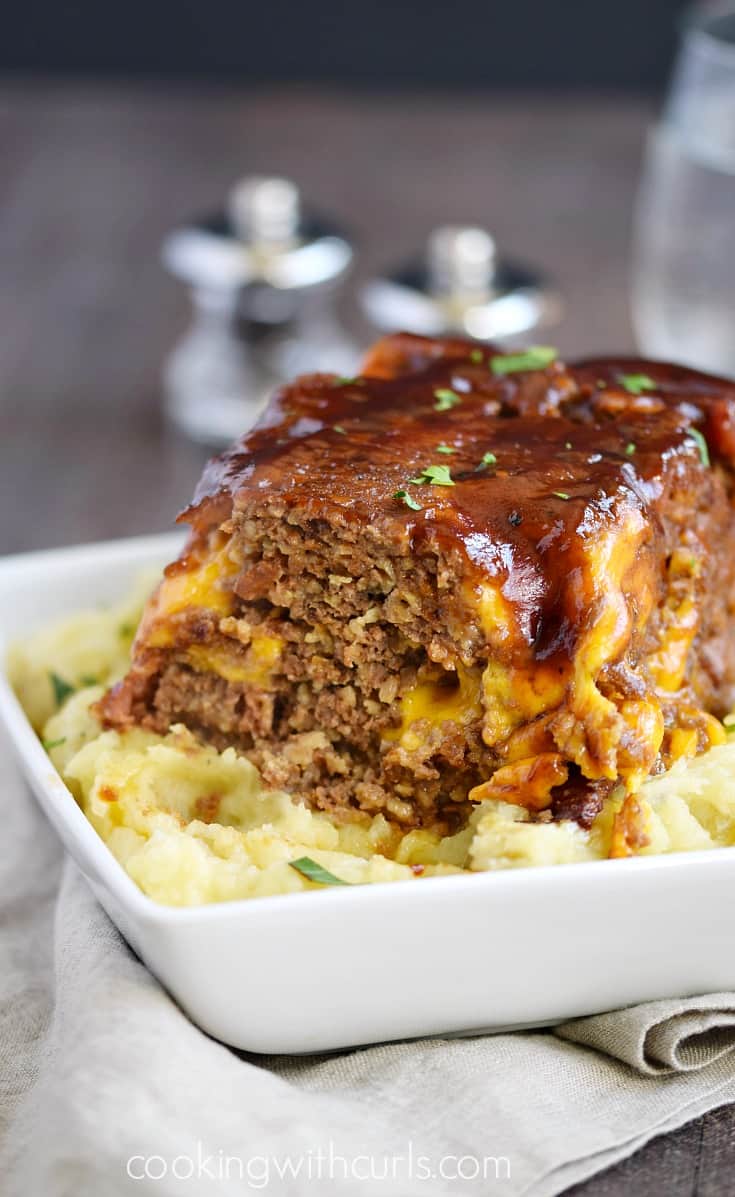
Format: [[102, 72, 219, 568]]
[[7, 574, 154, 733], [9, 585, 735, 905]]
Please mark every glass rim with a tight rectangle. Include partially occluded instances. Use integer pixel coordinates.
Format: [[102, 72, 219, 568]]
[[680, 3, 735, 63]]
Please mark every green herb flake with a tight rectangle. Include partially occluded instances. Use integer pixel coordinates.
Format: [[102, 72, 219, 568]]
[[618, 373, 655, 395], [289, 856, 350, 886], [118, 621, 135, 639], [433, 388, 461, 411], [490, 346, 558, 376], [470, 349, 483, 364], [333, 425, 347, 435], [42, 737, 67, 751], [687, 427, 710, 468], [333, 376, 359, 387], [625, 442, 636, 456], [408, 463, 455, 487], [553, 491, 570, 500], [49, 671, 75, 708], [394, 489, 423, 511], [435, 443, 455, 455], [480, 452, 497, 466], [80, 674, 99, 687]]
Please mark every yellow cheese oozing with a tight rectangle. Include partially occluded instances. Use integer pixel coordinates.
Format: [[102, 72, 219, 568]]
[[158, 548, 238, 618], [384, 665, 483, 751], [186, 633, 284, 688], [144, 542, 240, 649], [647, 549, 700, 693]]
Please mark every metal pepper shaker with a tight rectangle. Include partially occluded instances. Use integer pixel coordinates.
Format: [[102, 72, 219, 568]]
[[162, 176, 359, 445], [360, 225, 563, 344]]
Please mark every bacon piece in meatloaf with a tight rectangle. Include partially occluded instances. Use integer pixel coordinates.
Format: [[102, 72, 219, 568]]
[[98, 334, 735, 833]]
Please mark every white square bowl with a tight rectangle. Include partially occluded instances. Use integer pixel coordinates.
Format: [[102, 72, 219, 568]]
[[2, 533, 735, 1054]]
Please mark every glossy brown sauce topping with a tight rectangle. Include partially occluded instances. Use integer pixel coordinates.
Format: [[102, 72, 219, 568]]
[[181, 336, 735, 659]]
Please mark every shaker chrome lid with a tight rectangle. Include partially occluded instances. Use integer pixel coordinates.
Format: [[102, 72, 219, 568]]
[[228, 176, 301, 247], [162, 175, 354, 295], [361, 224, 562, 341]]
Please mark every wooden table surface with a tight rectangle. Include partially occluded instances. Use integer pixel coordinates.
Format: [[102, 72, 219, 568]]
[[2, 81, 733, 1192]]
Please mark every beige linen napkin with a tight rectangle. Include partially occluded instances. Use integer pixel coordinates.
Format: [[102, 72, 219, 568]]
[[3, 733, 735, 1197]]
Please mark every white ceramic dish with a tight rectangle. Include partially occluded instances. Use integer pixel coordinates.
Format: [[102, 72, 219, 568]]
[[2, 533, 735, 1054]]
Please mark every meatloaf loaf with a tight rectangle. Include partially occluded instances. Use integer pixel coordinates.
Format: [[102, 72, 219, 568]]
[[98, 333, 735, 836]]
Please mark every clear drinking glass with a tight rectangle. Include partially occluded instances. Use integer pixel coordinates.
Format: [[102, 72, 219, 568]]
[[632, 6, 735, 374]]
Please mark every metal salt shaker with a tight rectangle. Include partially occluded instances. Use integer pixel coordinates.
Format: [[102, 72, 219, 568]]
[[360, 225, 563, 344], [162, 177, 358, 446]]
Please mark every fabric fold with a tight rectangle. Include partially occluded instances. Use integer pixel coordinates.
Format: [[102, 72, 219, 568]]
[[555, 996, 735, 1075]]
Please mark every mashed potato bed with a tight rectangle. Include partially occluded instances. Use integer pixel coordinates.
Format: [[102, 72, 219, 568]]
[[12, 588, 735, 906]]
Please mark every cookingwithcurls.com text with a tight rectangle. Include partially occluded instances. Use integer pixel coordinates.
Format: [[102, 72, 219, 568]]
[[126, 1140, 512, 1188]]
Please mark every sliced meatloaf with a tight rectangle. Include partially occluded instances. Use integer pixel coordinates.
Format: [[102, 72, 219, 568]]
[[98, 334, 735, 833]]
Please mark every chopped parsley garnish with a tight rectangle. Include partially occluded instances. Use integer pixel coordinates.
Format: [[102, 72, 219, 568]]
[[435, 443, 455, 455], [80, 674, 99, 687], [409, 463, 455, 487], [49, 671, 74, 708], [470, 348, 483, 364], [687, 427, 710, 467], [333, 424, 347, 435], [480, 451, 497, 466], [625, 442, 636, 456], [618, 373, 655, 395], [394, 489, 423, 511], [118, 622, 134, 639], [490, 346, 557, 376], [42, 737, 66, 751], [289, 856, 350, 886], [333, 376, 359, 387], [434, 388, 461, 411], [553, 491, 570, 500], [508, 510, 523, 527]]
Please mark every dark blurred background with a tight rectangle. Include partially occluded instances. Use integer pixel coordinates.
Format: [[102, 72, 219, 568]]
[[4, 0, 686, 89], [0, 0, 713, 555]]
